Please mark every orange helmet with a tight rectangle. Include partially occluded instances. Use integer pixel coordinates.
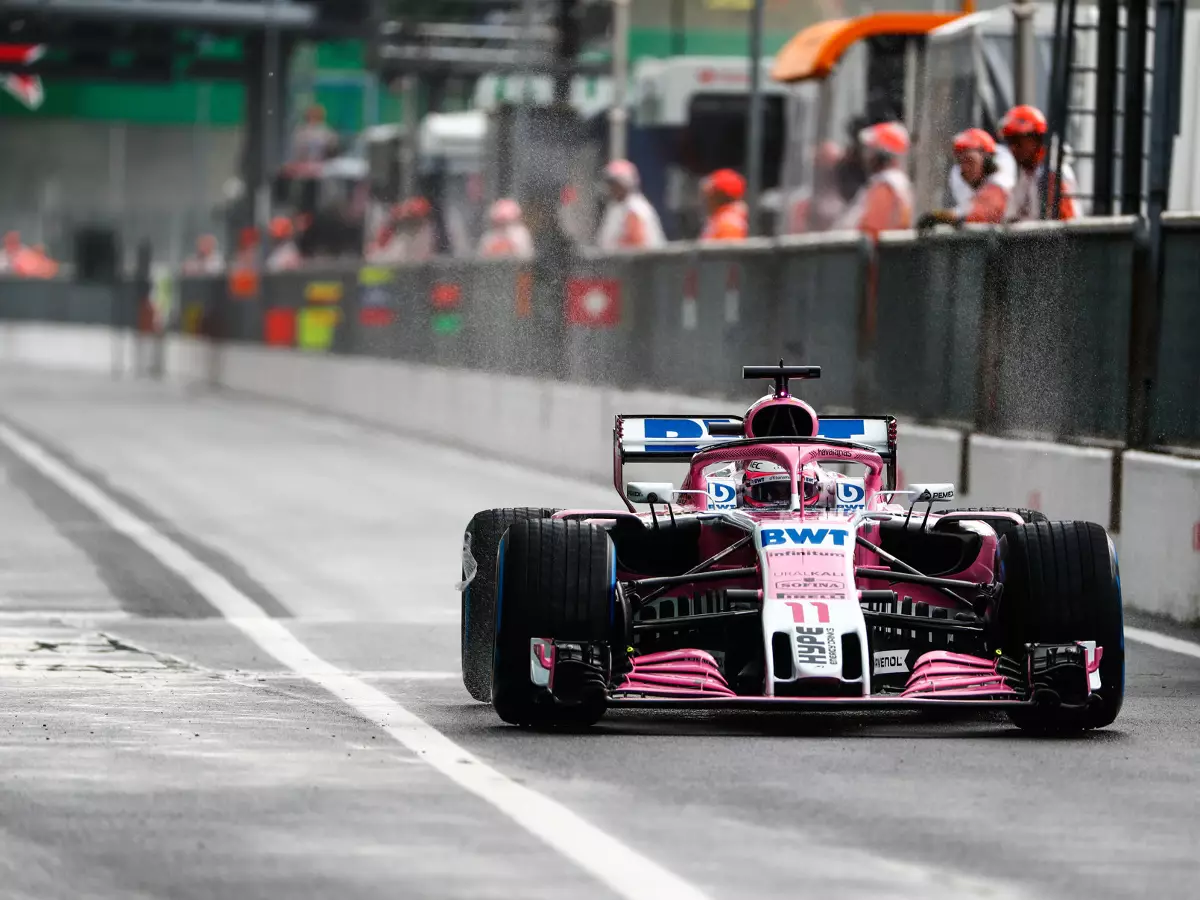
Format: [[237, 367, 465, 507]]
[[269, 216, 293, 240], [399, 196, 431, 219], [1000, 105, 1048, 138], [859, 122, 910, 156], [703, 168, 746, 200], [953, 127, 997, 155]]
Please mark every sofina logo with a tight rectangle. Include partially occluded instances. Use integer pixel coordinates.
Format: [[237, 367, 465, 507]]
[[761, 528, 850, 547], [708, 479, 738, 510]]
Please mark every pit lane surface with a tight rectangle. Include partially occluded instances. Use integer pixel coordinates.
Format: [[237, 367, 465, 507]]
[[0, 370, 1198, 900]]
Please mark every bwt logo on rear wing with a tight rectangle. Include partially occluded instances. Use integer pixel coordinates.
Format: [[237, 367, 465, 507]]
[[617, 416, 744, 461], [615, 415, 896, 463]]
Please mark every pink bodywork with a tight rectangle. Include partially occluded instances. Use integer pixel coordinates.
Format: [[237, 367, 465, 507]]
[[565, 427, 1046, 706]]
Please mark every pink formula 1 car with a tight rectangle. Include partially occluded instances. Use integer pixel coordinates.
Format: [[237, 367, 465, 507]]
[[460, 364, 1124, 733]]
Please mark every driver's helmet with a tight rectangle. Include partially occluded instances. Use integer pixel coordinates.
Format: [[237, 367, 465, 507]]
[[742, 461, 822, 509]]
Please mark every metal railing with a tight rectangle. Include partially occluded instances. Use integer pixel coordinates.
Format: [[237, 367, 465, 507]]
[[3, 215, 1197, 449]]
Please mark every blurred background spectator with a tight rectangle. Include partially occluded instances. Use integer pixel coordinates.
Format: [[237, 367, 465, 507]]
[[182, 235, 224, 276], [479, 199, 534, 259], [700, 169, 749, 241], [837, 122, 913, 239], [783, 141, 846, 235], [919, 128, 1010, 229], [595, 160, 665, 251], [266, 216, 302, 271]]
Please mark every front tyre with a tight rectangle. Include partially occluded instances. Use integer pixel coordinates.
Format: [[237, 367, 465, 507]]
[[492, 519, 616, 728], [461, 508, 556, 702], [998, 521, 1124, 732]]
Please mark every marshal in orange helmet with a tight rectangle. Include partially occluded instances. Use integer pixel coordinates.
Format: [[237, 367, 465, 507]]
[[999, 104, 1077, 221], [918, 127, 1009, 229]]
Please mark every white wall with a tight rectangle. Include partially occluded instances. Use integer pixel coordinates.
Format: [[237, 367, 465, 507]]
[[1120, 451, 1200, 623]]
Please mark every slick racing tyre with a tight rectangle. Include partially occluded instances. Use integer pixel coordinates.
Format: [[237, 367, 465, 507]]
[[492, 519, 615, 729], [944, 507, 1048, 540], [997, 521, 1124, 732], [461, 508, 557, 703]]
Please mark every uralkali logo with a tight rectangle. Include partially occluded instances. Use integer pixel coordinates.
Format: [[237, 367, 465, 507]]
[[873, 650, 909, 675]]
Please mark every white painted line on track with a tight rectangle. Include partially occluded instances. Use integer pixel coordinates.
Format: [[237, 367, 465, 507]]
[[0, 422, 712, 900], [1126, 626, 1200, 661], [0, 610, 131, 621], [229, 670, 460, 681]]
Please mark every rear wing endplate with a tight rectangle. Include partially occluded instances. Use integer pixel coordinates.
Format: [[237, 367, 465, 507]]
[[613, 414, 898, 509]]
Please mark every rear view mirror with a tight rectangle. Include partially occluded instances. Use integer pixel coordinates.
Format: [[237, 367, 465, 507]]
[[625, 482, 676, 504]]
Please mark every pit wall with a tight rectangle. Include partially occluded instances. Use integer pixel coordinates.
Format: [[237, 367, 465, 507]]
[[1, 324, 1196, 624]]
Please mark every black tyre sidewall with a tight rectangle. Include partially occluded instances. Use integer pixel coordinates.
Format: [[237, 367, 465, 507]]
[[492, 519, 615, 728], [461, 508, 555, 703]]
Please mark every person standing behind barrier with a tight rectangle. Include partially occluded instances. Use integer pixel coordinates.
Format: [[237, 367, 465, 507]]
[[837, 122, 913, 239], [949, 135, 1016, 217], [700, 169, 749, 241], [918, 128, 1011, 228], [784, 141, 847, 234], [227, 227, 261, 299], [288, 104, 338, 168], [182, 234, 224, 276], [0, 231, 35, 275], [265, 216, 302, 271], [404, 197, 437, 262], [368, 197, 436, 264], [367, 202, 406, 262], [1000, 105, 1078, 222], [478, 199, 534, 259], [595, 160, 665, 251]]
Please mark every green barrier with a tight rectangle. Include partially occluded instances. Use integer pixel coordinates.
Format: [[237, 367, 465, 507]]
[[45, 219, 1178, 449], [1155, 216, 1200, 445], [987, 219, 1137, 440], [874, 228, 990, 425]]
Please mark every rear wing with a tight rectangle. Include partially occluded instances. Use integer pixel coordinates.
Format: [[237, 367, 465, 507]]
[[613, 414, 898, 508]]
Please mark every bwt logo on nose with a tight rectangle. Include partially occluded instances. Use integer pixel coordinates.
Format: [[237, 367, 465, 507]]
[[761, 528, 850, 547]]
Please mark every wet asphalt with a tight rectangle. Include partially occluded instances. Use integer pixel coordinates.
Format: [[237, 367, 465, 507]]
[[0, 370, 1196, 900]]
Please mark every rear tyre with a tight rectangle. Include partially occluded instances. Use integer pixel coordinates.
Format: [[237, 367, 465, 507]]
[[945, 507, 1048, 540], [997, 521, 1124, 732], [492, 519, 615, 728], [461, 508, 556, 702]]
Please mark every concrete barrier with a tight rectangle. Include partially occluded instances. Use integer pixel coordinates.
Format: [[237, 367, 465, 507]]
[[0, 323, 1195, 623], [0, 321, 118, 371], [895, 425, 963, 493], [957, 434, 1114, 527], [1120, 451, 1200, 623]]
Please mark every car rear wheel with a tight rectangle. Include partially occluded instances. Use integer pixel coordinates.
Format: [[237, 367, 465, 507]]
[[492, 519, 615, 728], [997, 521, 1124, 732], [460, 508, 557, 702]]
